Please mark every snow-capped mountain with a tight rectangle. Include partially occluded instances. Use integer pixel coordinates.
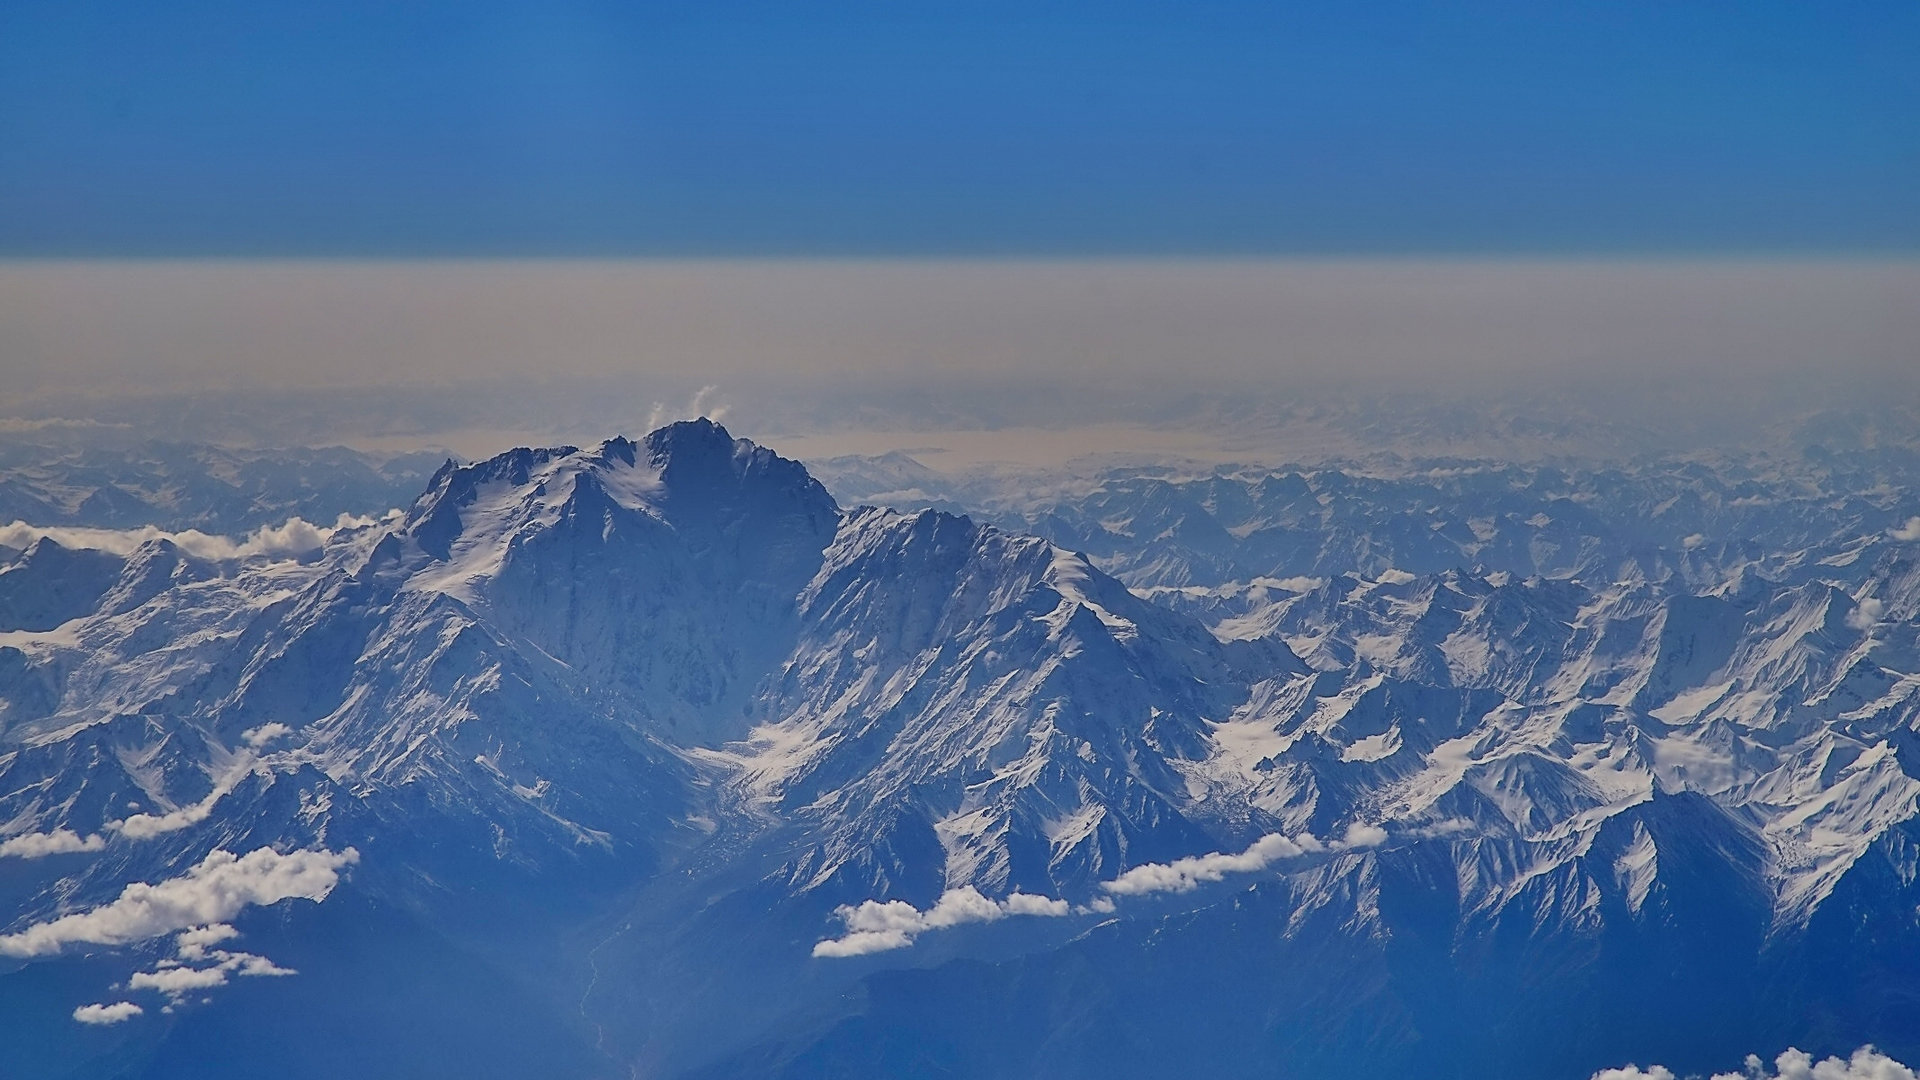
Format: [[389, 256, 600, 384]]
[[4, 419, 1920, 1079], [810, 441, 1920, 595], [0, 434, 440, 534]]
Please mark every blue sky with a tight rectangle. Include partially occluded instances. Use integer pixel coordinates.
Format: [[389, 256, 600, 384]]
[[2, 0, 1916, 254]]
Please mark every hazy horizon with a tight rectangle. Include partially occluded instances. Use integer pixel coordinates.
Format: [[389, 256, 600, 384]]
[[4, 256, 1915, 465]]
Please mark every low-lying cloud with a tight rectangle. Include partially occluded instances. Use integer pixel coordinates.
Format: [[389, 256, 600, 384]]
[[1593, 1046, 1916, 1080], [813, 886, 1073, 958], [0, 417, 129, 434], [0, 828, 106, 859], [1258, 576, 1328, 594], [65, 922, 300, 1023], [3, 762, 257, 856], [127, 963, 235, 996], [241, 723, 294, 749], [127, 926, 297, 1003], [0, 846, 358, 958], [174, 922, 240, 958], [71, 1001, 143, 1025], [815, 823, 1390, 956], [0, 511, 391, 562], [1103, 823, 1386, 898], [1103, 833, 1321, 896], [109, 762, 251, 840], [1848, 597, 1887, 632]]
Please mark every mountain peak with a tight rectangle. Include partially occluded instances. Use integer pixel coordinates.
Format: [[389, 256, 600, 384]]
[[403, 421, 838, 563], [645, 415, 730, 448], [640, 418, 834, 512]]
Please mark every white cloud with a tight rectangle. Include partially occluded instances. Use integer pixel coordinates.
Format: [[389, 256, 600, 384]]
[[1848, 596, 1886, 632], [9, 762, 262, 855], [813, 928, 914, 958], [1004, 892, 1072, 917], [813, 886, 1073, 958], [0, 511, 388, 563], [1405, 817, 1477, 840], [1727, 1046, 1917, 1080], [921, 886, 1007, 929], [0, 828, 105, 859], [241, 723, 293, 749], [230, 952, 297, 977], [109, 760, 253, 840], [644, 385, 730, 432], [119, 922, 299, 1009], [0, 417, 129, 434], [72, 1001, 143, 1025], [127, 949, 296, 1000], [129, 964, 232, 995], [1891, 517, 1920, 543], [1592, 1046, 1917, 1080], [1251, 576, 1326, 594], [1101, 824, 1390, 898], [814, 825, 1388, 956], [0, 846, 357, 958], [1102, 833, 1323, 897], [174, 923, 239, 960], [1342, 822, 1388, 848], [112, 803, 220, 841]]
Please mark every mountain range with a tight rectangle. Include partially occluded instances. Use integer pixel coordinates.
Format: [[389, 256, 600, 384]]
[[4, 419, 1920, 1079]]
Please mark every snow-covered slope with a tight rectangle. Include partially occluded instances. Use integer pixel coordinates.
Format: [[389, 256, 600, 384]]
[[4, 420, 1920, 1079]]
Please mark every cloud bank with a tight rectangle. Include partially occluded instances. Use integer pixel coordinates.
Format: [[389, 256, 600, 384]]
[[1102, 833, 1321, 896], [0, 512, 389, 562], [1103, 823, 1385, 898], [0, 846, 358, 958], [0, 828, 106, 859], [813, 886, 1074, 958], [815, 824, 1390, 956], [1593, 1046, 1916, 1080]]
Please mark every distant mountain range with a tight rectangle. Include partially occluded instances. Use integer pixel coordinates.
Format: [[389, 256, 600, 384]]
[[4, 420, 1920, 1079], [0, 436, 440, 536]]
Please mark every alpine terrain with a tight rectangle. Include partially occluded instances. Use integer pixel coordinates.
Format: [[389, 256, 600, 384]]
[[5, 419, 1920, 1079]]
